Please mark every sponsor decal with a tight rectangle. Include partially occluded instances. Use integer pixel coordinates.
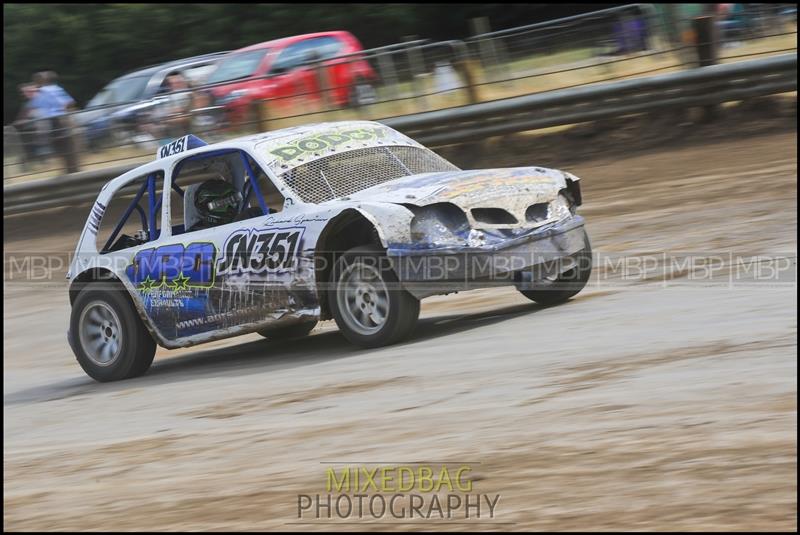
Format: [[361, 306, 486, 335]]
[[268, 125, 405, 163], [442, 172, 553, 198], [126, 242, 216, 290]]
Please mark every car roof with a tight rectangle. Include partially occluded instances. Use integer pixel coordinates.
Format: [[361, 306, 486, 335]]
[[117, 52, 229, 81], [234, 31, 350, 53], [102, 120, 418, 192]]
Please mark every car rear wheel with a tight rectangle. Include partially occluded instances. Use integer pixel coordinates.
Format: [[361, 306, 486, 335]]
[[330, 246, 419, 348], [257, 320, 318, 341], [70, 284, 156, 382], [518, 232, 593, 306]]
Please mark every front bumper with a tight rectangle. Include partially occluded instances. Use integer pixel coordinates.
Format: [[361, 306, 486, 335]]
[[388, 216, 588, 298]]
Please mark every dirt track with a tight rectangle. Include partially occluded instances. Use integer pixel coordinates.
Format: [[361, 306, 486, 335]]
[[3, 126, 797, 530]]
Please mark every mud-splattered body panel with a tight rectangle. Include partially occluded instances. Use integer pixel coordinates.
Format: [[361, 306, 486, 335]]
[[68, 121, 586, 349]]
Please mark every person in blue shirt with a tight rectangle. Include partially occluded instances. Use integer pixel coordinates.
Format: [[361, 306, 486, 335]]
[[30, 71, 76, 118], [30, 71, 79, 172]]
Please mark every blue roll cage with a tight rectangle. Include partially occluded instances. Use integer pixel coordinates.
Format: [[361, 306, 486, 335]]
[[102, 149, 270, 253]]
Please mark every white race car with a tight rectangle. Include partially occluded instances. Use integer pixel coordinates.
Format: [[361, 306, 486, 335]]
[[67, 121, 591, 381]]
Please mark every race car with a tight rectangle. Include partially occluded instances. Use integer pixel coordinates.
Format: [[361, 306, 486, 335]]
[[67, 121, 591, 381]]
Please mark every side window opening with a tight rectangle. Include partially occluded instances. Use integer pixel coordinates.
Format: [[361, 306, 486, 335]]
[[271, 40, 315, 73], [181, 63, 217, 86], [156, 75, 171, 95], [315, 36, 344, 60], [244, 154, 286, 217], [96, 171, 164, 253], [170, 150, 285, 235]]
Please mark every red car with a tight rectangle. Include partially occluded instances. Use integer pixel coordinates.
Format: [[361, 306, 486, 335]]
[[205, 31, 378, 125]]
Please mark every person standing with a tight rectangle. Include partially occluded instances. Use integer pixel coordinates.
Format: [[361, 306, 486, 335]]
[[30, 70, 79, 173], [162, 72, 194, 139], [142, 72, 194, 145], [13, 83, 44, 170]]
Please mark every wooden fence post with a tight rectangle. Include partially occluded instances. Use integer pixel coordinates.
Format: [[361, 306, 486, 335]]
[[693, 15, 719, 121]]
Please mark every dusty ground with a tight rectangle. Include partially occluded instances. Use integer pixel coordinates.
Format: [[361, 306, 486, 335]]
[[3, 120, 797, 530]]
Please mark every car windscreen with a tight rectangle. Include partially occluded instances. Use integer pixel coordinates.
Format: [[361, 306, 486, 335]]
[[87, 75, 151, 108], [205, 49, 270, 84], [277, 145, 459, 204]]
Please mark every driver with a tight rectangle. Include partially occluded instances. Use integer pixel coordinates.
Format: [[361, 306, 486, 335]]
[[189, 178, 243, 231]]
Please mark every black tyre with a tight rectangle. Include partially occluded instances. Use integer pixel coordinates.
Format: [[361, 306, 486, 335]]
[[257, 320, 318, 341], [329, 246, 420, 348], [70, 284, 157, 382], [518, 231, 593, 306]]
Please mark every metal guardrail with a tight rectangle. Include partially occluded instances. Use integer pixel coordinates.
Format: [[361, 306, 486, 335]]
[[385, 52, 797, 145], [3, 53, 796, 216]]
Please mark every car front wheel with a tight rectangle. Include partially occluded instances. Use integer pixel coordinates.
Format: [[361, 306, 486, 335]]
[[330, 246, 419, 348], [70, 284, 156, 382]]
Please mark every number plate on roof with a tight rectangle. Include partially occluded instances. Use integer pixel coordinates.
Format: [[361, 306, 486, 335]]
[[157, 134, 208, 159]]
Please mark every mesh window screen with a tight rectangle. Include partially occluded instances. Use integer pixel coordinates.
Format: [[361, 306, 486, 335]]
[[278, 145, 458, 204]]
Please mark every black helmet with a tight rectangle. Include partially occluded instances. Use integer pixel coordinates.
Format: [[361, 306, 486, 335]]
[[194, 179, 242, 226]]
